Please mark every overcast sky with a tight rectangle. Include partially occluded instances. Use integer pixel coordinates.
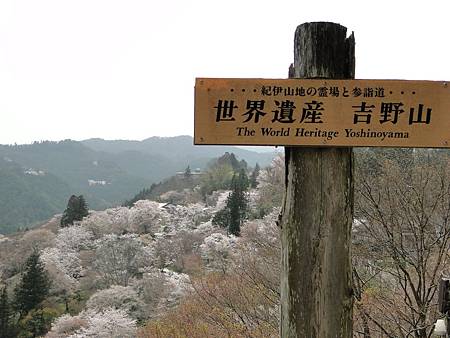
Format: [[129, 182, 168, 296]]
[[0, 0, 449, 144]]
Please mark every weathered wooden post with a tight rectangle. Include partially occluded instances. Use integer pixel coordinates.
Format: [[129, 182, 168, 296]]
[[280, 22, 355, 337], [195, 19, 450, 338]]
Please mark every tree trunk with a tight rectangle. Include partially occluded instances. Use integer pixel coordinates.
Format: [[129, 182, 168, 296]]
[[280, 22, 355, 338]]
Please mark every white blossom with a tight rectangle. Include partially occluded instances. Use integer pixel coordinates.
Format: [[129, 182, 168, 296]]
[[41, 225, 94, 288], [55, 225, 94, 251], [47, 308, 136, 338], [86, 285, 146, 320], [134, 268, 191, 315], [42, 247, 83, 280], [93, 233, 155, 286], [200, 232, 237, 268], [46, 314, 86, 337], [81, 207, 132, 237], [214, 190, 231, 211]]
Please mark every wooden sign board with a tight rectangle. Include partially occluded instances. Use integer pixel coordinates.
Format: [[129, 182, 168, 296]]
[[194, 78, 450, 148]]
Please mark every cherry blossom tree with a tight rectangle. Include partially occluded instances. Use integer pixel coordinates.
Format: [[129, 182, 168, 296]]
[[200, 232, 237, 271], [41, 225, 94, 291], [93, 234, 155, 287], [46, 308, 136, 338], [86, 285, 146, 321]]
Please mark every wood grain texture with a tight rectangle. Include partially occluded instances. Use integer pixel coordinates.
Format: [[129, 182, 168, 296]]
[[280, 22, 355, 338]]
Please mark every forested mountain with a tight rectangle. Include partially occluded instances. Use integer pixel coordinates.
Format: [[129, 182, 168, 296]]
[[0, 159, 71, 233], [81, 135, 275, 170], [0, 137, 276, 234], [0, 152, 281, 337], [0, 140, 152, 205], [0, 149, 448, 337]]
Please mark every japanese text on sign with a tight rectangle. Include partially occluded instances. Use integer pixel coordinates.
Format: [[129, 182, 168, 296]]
[[194, 78, 450, 148]]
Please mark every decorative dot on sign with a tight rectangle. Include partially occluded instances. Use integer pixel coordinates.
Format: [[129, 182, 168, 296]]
[[242, 89, 246, 92], [412, 91, 416, 95], [390, 91, 393, 94], [253, 89, 257, 93], [230, 89, 234, 92], [401, 91, 404, 94]]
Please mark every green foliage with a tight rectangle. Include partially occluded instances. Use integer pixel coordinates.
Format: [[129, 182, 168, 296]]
[[18, 308, 58, 338], [0, 141, 152, 233], [14, 251, 51, 318], [212, 169, 249, 236], [227, 170, 249, 236], [0, 160, 71, 234], [199, 152, 249, 198], [61, 195, 89, 226], [211, 208, 230, 229], [200, 163, 234, 197], [215, 152, 247, 172], [249, 163, 260, 188], [124, 185, 156, 207], [0, 286, 13, 337]]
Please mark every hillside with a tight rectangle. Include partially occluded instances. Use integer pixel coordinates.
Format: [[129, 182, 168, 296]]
[[0, 158, 71, 233], [0, 149, 448, 337], [0, 137, 276, 234], [82, 135, 276, 169], [0, 156, 283, 337]]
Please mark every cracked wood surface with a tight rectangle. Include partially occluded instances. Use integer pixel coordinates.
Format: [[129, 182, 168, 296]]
[[280, 22, 355, 338]]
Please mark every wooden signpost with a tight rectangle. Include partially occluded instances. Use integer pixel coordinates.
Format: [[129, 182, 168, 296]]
[[195, 78, 450, 148], [194, 22, 450, 338]]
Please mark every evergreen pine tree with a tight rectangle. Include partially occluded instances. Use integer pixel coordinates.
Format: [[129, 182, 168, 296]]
[[211, 207, 230, 229], [61, 195, 89, 226], [225, 169, 249, 236], [250, 163, 260, 188], [0, 286, 11, 337], [184, 165, 192, 180], [227, 193, 242, 236], [14, 251, 51, 318]]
